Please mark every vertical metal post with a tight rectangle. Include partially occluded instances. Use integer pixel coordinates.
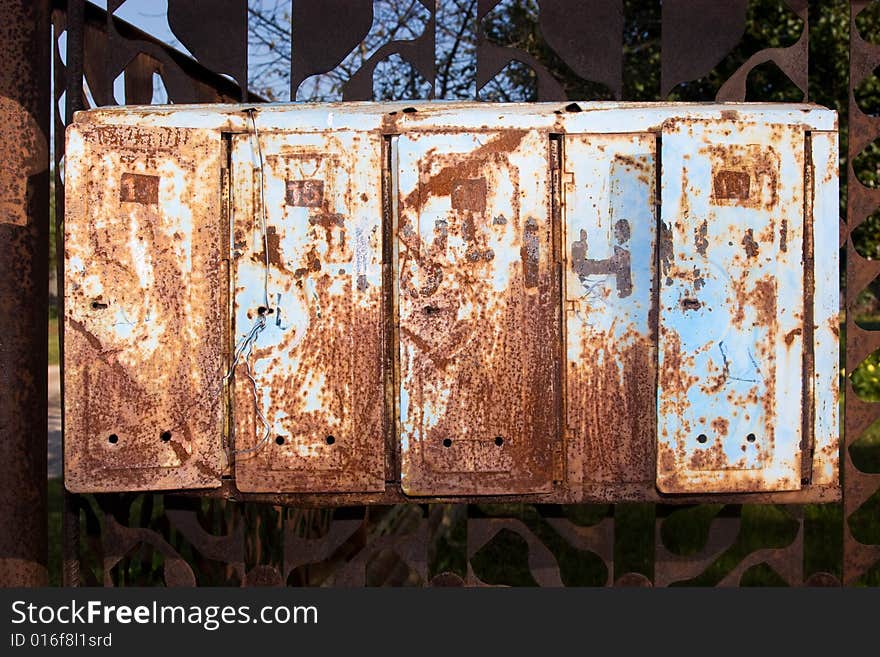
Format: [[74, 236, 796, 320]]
[[0, 0, 51, 586], [60, 0, 85, 588]]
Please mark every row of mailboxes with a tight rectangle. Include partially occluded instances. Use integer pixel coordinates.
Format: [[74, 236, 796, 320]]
[[63, 102, 839, 501]]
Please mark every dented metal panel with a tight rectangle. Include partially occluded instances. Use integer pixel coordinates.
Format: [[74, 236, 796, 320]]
[[231, 130, 385, 493], [657, 120, 806, 493], [64, 123, 224, 492], [563, 134, 657, 487], [397, 130, 558, 495]]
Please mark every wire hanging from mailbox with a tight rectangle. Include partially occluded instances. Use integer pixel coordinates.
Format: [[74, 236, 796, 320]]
[[227, 108, 275, 458]]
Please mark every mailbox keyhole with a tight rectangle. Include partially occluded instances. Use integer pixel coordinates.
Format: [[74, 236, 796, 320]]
[[442, 438, 452, 448], [108, 434, 119, 444], [160, 431, 172, 443], [697, 433, 708, 444], [91, 300, 108, 310]]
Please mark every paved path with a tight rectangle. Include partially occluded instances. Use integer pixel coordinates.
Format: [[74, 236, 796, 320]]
[[48, 365, 61, 478]]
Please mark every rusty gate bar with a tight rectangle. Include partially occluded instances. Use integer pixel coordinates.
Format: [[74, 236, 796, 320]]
[[0, 0, 50, 586], [59, 0, 85, 588]]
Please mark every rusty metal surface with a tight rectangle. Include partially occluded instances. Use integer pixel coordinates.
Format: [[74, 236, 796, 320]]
[[845, 0, 880, 585], [63, 122, 225, 492], [0, 0, 50, 587], [397, 128, 558, 495], [231, 128, 385, 493], [563, 133, 657, 488], [657, 119, 810, 493], [809, 131, 840, 487], [61, 102, 839, 506]]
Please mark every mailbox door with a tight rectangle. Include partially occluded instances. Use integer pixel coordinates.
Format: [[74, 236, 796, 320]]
[[397, 130, 559, 495], [230, 131, 385, 493], [657, 120, 806, 493], [562, 134, 657, 488], [64, 124, 224, 492]]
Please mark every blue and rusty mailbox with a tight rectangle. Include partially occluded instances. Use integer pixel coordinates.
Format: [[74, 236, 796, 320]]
[[62, 102, 839, 503]]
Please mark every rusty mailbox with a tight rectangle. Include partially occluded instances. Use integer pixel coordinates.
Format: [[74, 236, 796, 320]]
[[63, 102, 839, 503]]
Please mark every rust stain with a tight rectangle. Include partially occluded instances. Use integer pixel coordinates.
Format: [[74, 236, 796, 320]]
[[64, 124, 224, 492], [521, 216, 540, 288], [232, 132, 384, 494], [401, 130, 528, 209], [120, 172, 159, 205], [710, 417, 729, 436], [451, 178, 487, 213], [285, 179, 324, 206], [713, 170, 750, 200], [572, 331, 657, 484], [708, 143, 779, 210], [399, 129, 555, 495], [741, 228, 759, 258], [266, 225, 284, 269]]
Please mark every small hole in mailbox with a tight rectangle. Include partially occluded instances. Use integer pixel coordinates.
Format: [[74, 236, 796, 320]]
[[160, 431, 171, 443], [564, 102, 582, 113], [443, 438, 452, 448], [495, 436, 504, 446], [746, 433, 756, 442], [91, 300, 108, 310], [697, 434, 708, 444], [108, 434, 119, 444], [325, 435, 336, 445], [402, 106, 417, 113], [275, 436, 285, 445], [257, 306, 274, 316]]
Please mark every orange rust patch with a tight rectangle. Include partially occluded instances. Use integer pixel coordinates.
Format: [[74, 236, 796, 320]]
[[571, 330, 656, 485], [784, 327, 803, 346], [120, 172, 159, 205], [285, 179, 324, 207], [450, 178, 487, 213], [710, 417, 729, 436], [401, 130, 528, 208], [64, 124, 224, 492], [713, 170, 750, 200]]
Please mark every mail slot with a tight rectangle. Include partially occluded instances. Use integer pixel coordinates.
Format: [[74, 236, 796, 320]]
[[63, 102, 839, 502]]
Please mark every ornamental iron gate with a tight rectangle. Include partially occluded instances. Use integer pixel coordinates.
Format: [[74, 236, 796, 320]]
[[1, 0, 878, 587]]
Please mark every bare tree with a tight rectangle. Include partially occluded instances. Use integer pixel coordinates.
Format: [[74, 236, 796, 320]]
[[248, 0, 482, 102]]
